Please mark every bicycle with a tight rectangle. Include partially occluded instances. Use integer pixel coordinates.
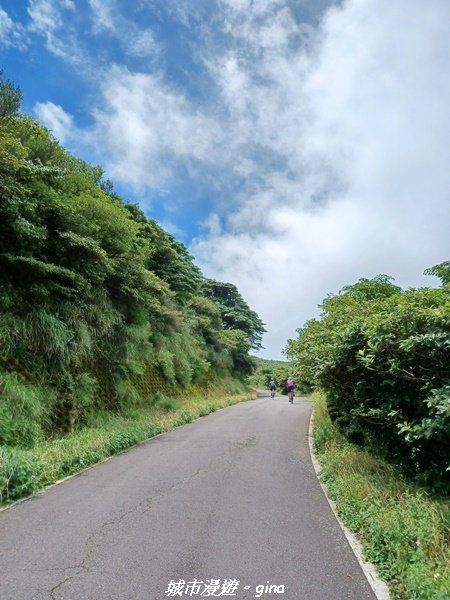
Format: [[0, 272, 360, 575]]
[[270, 388, 276, 399], [288, 388, 294, 403]]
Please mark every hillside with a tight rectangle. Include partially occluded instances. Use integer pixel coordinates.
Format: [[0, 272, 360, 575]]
[[0, 72, 264, 449]]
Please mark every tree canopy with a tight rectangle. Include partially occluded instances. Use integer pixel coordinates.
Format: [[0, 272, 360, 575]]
[[201, 279, 266, 351], [0, 70, 22, 119]]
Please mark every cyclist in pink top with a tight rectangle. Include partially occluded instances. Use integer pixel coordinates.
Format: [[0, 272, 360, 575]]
[[286, 378, 295, 403]]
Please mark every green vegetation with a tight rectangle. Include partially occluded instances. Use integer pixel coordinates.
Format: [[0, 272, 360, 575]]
[[201, 280, 266, 348], [0, 382, 256, 504], [312, 391, 449, 600], [288, 268, 450, 595], [0, 73, 264, 476], [247, 357, 292, 392], [247, 357, 314, 394], [286, 271, 450, 492]]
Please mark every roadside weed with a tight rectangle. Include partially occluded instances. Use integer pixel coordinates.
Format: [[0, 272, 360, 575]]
[[312, 391, 450, 600]]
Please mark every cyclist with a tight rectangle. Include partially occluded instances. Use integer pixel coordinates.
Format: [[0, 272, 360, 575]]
[[286, 377, 295, 403], [269, 378, 276, 398]]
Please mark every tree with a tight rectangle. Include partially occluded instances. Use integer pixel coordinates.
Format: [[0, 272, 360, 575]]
[[0, 70, 22, 119], [424, 261, 450, 285], [201, 279, 266, 351], [340, 274, 402, 300], [125, 204, 202, 302]]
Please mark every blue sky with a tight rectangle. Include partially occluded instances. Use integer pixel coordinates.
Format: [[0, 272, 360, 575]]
[[1, 0, 336, 239], [1, 0, 450, 358]]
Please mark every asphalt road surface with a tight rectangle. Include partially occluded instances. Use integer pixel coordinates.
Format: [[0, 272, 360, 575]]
[[0, 394, 377, 600]]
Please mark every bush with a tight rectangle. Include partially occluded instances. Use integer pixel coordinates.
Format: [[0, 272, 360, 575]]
[[0, 373, 51, 447], [50, 432, 108, 478], [0, 446, 46, 502], [198, 403, 217, 417], [54, 372, 99, 431], [107, 428, 140, 454], [153, 393, 178, 412], [155, 350, 176, 382], [287, 271, 450, 491], [115, 379, 142, 413], [175, 410, 193, 426]]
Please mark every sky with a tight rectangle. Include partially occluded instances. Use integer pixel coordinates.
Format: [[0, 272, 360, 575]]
[[1, 0, 450, 359]]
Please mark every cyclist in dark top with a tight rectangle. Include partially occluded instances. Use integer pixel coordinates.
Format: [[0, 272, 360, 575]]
[[269, 378, 276, 397]]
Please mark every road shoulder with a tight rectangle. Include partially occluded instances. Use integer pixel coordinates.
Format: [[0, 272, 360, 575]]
[[307, 410, 391, 600]]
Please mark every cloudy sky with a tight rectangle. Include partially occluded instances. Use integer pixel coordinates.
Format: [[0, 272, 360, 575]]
[[1, 0, 449, 358]]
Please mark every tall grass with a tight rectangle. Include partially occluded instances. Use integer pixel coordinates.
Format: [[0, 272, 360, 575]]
[[312, 391, 450, 600]]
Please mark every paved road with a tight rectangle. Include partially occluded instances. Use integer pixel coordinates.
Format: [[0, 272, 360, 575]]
[[0, 394, 376, 600]]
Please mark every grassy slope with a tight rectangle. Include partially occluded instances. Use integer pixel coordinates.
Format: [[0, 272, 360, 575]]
[[311, 391, 450, 600]]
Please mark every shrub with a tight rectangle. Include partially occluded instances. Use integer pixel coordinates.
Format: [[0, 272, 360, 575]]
[[0, 446, 46, 502], [159, 399, 177, 412], [287, 272, 450, 491], [107, 428, 140, 454], [0, 373, 51, 447], [175, 409, 193, 426], [50, 432, 108, 478], [198, 403, 217, 417], [155, 350, 176, 382], [115, 379, 142, 413]]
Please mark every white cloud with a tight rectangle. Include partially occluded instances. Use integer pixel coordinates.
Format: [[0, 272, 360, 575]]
[[34, 101, 76, 144], [87, 0, 160, 61], [220, 0, 286, 18], [26, 0, 89, 68], [0, 7, 27, 50], [91, 66, 222, 188], [27, 0, 61, 33], [127, 28, 159, 58], [25, 0, 159, 74], [88, 0, 116, 33], [190, 0, 450, 357], [220, 0, 301, 50], [32, 0, 449, 357]]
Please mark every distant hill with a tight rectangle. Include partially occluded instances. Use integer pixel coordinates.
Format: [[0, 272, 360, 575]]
[[251, 356, 290, 369]]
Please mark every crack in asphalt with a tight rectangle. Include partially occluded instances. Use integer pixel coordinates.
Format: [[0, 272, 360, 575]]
[[47, 501, 145, 599], [49, 571, 83, 600], [45, 439, 247, 599], [46, 464, 213, 599]]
